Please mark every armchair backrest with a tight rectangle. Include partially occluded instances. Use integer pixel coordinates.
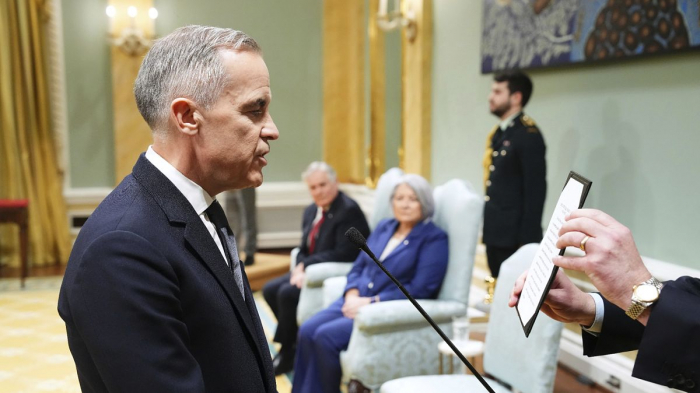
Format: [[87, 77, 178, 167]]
[[432, 179, 483, 304], [483, 244, 563, 393], [369, 168, 404, 231]]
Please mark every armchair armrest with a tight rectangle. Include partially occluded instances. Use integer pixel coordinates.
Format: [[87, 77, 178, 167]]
[[323, 276, 348, 308], [354, 300, 467, 335], [304, 262, 353, 288]]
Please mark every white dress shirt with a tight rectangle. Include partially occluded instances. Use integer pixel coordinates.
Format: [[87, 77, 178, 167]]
[[145, 146, 229, 266]]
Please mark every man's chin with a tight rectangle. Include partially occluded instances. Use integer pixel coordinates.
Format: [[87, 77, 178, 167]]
[[249, 173, 264, 188]]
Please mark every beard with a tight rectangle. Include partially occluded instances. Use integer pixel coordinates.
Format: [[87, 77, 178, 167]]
[[490, 100, 511, 118]]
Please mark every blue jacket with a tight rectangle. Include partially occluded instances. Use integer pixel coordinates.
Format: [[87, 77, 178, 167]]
[[344, 218, 449, 301]]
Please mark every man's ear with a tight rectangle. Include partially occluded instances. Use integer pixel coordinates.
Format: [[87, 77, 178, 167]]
[[171, 98, 200, 135], [510, 91, 523, 108]]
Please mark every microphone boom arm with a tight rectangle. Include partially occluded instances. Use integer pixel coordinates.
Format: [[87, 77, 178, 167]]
[[349, 233, 495, 393]]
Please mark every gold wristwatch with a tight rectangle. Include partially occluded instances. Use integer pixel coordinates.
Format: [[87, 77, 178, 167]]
[[625, 277, 663, 320]]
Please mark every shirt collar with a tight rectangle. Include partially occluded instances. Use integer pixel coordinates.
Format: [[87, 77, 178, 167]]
[[145, 146, 215, 215], [499, 111, 521, 131]]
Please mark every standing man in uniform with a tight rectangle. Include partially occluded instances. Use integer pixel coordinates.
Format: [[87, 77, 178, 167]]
[[482, 71, 546, 278]]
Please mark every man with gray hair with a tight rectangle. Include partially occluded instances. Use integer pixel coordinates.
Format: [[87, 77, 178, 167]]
[[58, 26, 278, 392], [262, 161, 370, 375]]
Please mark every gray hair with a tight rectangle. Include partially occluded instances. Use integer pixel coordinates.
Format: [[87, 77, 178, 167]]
[[301, 162, 337, 183], [134, 25, 261, 132], [391, 174, 435, 220]]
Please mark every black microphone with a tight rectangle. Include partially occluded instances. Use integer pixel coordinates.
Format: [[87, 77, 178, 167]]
[[345, 227, 495, 393]]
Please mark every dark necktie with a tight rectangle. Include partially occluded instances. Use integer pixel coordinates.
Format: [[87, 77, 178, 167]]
[[205, 200, 245, 300]]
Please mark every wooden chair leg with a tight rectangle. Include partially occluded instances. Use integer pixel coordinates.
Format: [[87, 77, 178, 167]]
[[19, 221, 28, 288]]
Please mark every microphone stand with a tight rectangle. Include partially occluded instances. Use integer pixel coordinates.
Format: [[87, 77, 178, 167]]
[[347, 229, 495, 393]]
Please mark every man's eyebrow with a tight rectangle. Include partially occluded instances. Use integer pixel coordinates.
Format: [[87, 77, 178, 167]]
[[244, 98, 268, 109]]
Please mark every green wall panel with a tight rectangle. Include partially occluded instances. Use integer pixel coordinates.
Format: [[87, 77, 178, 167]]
[[63, 0, 115, 187], [62, 0, 323, 186], [432, 1, 700, 269]]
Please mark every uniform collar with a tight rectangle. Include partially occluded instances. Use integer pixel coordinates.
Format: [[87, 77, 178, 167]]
[[499, 111, 522, 131]]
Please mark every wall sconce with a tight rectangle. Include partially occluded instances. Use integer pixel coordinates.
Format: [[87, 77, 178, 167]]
[[377, 0, 417, 41], [106, 5, 158, 56]]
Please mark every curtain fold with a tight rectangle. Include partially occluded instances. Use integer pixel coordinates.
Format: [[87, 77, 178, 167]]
[[0, 0, 71, 268]]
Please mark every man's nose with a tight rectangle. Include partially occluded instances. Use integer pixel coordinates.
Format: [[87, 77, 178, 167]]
[[262, 115, 279, 140]]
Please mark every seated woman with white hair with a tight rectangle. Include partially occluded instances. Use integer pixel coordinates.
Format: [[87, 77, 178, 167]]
[[292, 174, 449, 393]]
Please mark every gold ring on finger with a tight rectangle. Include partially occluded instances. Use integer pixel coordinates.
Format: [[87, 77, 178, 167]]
[[580, 235, 590, 252]]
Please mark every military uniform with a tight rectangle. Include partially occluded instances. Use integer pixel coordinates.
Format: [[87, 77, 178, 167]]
[[482, 112, 546, 277]]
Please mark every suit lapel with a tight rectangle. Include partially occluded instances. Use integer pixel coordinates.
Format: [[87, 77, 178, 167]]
[[312, 191, 347, 249], [183, 223, 259, 339], [371, 220, 398, 260], [131, 155, 268, 378], [300, 206, 315, 249], [381, 220, 427, 263], [240, 268, 276, 390]]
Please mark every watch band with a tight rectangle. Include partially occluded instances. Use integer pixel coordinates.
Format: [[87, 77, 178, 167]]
[[625, 301, 647, 320], [625, 277, 663, 320]]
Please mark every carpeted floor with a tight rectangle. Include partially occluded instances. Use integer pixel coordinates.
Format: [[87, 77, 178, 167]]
[[0, 276, 293, 393]]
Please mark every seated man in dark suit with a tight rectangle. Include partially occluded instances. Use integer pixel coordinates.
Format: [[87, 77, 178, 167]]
[[509, 209, 700, 392], [263, 161, 370, 375]]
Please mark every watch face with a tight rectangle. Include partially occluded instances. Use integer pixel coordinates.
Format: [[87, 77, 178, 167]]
[[636, 284, 659, 302]]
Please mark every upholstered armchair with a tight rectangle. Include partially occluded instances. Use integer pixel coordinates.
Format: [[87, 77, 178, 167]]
[[295, 168, 405, 325], [331, 178, 483, 390], [380, 244, 564, 393]]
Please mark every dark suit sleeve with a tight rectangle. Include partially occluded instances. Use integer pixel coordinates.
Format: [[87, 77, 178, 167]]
[[582, 296, 645, 356], [300, 205, 370, 268], [67, 231, 205, 392], [517, 129, 546, 245], [375, 229, 449, 302], [632, 277, 700, 391], [582, 279, 700, 392]]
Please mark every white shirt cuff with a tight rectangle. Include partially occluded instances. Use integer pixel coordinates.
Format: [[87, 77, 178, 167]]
[[581, 293, 604, 335]]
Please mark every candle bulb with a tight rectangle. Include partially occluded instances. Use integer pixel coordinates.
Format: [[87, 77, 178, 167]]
[[379, 0, 388, 16]]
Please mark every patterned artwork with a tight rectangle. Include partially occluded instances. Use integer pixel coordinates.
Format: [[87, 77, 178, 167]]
[[481, 0, 700, 73]]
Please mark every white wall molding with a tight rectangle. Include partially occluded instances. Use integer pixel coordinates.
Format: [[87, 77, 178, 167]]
[[64, 187, 113, 206], [64, 182, 377, 249]]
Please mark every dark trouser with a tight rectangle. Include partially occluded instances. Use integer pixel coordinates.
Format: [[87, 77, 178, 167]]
[[486, 245, 519, 278], [262, 272, 301, 349]]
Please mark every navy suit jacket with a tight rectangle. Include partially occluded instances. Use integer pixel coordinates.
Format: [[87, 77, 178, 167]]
[[296, 191, 370, 268], [582, 277, 700, 392], [344, 218, 449, 301], [58, 155, 276, 393]]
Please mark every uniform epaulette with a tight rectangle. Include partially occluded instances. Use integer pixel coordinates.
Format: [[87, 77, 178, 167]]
[[521, 114, 536, 127]]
